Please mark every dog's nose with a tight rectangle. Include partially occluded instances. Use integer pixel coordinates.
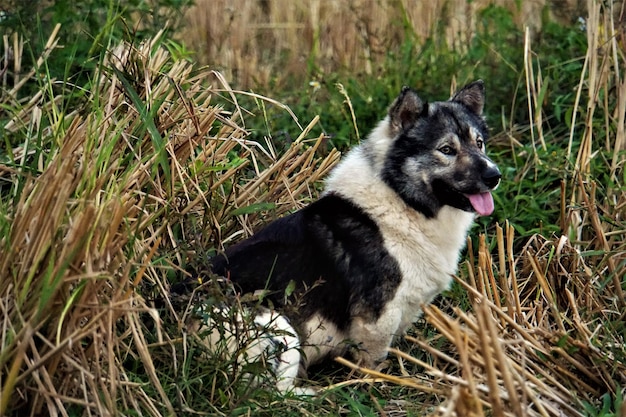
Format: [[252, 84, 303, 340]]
[[483, 166, 501, 189]]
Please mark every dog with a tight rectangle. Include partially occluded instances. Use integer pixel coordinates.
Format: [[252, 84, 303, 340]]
[[195, 80, 501, 394]]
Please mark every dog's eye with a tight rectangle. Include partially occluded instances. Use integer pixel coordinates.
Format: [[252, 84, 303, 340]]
[[476, 139, 484, 149], [439, 145, 456, 155]]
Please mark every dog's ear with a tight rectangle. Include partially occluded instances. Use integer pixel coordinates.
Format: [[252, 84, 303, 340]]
[[389, 86, 425, 135], [451, 80, 485, 115]]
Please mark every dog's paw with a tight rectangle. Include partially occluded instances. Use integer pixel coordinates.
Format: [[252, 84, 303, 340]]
[[373, 359, 391, 372], [288, 386, 319, 396]]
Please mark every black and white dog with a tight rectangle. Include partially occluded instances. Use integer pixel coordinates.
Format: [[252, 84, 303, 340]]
[[198, 80, 501, 394]]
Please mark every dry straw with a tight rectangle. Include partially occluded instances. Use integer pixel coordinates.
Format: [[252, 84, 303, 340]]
[[0, 29, 338, 415], [181, 0, 585, 89]]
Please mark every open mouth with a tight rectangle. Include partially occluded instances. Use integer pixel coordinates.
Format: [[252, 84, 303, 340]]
[[463, 192, 495, 216]]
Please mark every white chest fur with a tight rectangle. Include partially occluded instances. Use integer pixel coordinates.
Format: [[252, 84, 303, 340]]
[[324, 148, 475, 359], [382, 204, 474, 333]]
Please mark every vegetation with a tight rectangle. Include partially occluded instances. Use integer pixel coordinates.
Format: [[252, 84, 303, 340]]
[[1, 0, 625, 416]]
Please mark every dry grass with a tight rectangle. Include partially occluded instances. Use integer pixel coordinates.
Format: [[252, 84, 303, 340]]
[[181, 0, 586, 88], [1, 0, 626, 415], [0, 29, 337, 415]]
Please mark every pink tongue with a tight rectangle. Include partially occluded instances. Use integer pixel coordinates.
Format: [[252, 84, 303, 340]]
[[465, 192, 495, 216]]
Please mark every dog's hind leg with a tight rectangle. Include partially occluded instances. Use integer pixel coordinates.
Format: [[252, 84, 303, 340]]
[[253, 311, 317, 395]]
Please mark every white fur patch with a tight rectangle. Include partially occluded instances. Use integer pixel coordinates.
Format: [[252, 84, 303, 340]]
[[195, 307, 309, 394]]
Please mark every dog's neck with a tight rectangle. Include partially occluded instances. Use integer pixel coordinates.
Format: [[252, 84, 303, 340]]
[[324, 144, 475, 261]]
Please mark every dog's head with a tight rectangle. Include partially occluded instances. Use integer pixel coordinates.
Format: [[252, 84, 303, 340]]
[[377, 80, 501, 218]]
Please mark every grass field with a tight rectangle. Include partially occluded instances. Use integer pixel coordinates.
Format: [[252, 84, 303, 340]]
[[1, 0, 625, 415]]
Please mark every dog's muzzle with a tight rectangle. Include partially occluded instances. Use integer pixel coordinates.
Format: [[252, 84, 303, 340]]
[[483, 165, 501, 190]]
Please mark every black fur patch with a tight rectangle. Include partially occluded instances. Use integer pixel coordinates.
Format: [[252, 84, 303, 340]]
[[210, 193, 402, 331]]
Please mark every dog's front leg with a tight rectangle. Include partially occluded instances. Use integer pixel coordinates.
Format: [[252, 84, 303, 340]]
[[349, 308, 401, 368]]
